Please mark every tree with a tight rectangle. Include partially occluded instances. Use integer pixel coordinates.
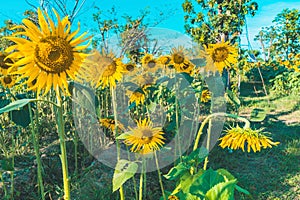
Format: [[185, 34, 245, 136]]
[[182, 0, 258, 45], [273, 9, 300, 59]]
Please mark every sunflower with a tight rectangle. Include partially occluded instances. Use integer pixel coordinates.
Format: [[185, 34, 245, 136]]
[[5, 8, 90, 96], [176, 59, 195, 75], [200, 89, 211, 103], [100, 117, 125, 132], [123, 62, 138, 77], [127, 89, 146, 106], [141, 53, 159, 73], [0, 75, 16, 88], [168, 195, 179, 200], [170, 46, 191, 72], [205, 41, 238, 73], [219, 126, 280, 153], [158, 55, 171, 66], [0, 52, 14, 75], [123, 118, 165, 154], [80, 50, 124, 88], [131, 72, 156, 88]]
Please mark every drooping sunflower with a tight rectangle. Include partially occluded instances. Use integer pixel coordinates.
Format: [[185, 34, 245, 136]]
[[123, 118, 165, 154], [0, 52, 14, 75], [200, 89, 211, 103], [141, 53, 159, 73], [5, 8, 90, 96], [205, 41, 238, 73], [79, 50, 124, 88], [219, 126, 280, 153], [0, 75, 16, 88]]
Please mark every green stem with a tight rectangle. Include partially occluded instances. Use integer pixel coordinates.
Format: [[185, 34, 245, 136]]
[[110, 86, 124, 200], [56, 96, 71, 200], [174, 76, 182, 163], [10, 112, 15, 199], [74, 133, 79, 177], [203, 119, 212, 170], [139, 159, 145, 200], [193, 112, 250, 151], [154, 152, 166, 200], [0, 171, 8, 198], [28, 103, 45, 200]]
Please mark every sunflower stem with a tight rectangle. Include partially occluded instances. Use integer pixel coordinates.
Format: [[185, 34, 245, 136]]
[[28, 102, 45, 200], [193, 112, 250, 152], [154, 152, 166, 200], [203, 119, 212, 170], [110, 86, 125, 200], [193, 112, 251, 170], [139, 158, 146, 200], [56, 95, 71, 200], [174, 76, 182, 163]]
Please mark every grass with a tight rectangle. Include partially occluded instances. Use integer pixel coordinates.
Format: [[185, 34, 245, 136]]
[[208, 83, 300, 200]]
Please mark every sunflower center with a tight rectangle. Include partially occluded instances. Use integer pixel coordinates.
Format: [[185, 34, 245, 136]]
[[141, 129, 153, 142], [35, 36, 74, 73], [212, 47, 229, 62], [173, 53, 184, 64], [102, 58, 117, 77], [0, 55, 13, 70], [3, 76, 12, 84], [126, 64, 135, 71], [147, 60, 156, 68]]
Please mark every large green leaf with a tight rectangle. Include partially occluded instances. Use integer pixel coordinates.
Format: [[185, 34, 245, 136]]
[[190, 168, 225, 197], [9, 105, 31, 128], [0, 99, 10, 109], [164, 162, 190, 181], [164, 147, 208, 181], [112, 159, 138, 192], [250, 108, 266, 122], [205, 179, 237, 200], [0, 99, 35, 114], [216, 168, 235, 181]]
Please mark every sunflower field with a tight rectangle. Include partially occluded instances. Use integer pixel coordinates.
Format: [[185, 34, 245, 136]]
[[0, 1, 299, 200]]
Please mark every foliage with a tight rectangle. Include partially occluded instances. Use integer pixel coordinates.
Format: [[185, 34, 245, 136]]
[[270, 71, 300, 96], [255, 9, 300, 60], [182, 0, 258, 44]]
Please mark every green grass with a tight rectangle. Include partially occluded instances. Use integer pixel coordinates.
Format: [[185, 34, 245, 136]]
[[208, 88, 300, 199]]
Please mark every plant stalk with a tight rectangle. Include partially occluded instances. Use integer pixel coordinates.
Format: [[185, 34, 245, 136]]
[[28, 103, 45, 200], [56, 96, 71, 200]]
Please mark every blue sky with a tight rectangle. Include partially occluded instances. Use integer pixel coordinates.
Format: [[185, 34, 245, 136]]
[[0, 0, 299, 49]]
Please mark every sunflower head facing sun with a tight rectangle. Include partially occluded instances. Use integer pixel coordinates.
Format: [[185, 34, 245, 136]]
[[141, 53, 160, 73], [205, 41, 238, 73], [5, 8, 90, 96], [80, 50, 124, 88], [123, 118, 165, 154]]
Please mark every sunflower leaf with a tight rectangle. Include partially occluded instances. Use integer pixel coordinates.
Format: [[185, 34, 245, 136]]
[[0, 99, 35, 114], [112, 159, 138, 192], [204, 179, 237, 200], [116, 132, 132, 140]]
